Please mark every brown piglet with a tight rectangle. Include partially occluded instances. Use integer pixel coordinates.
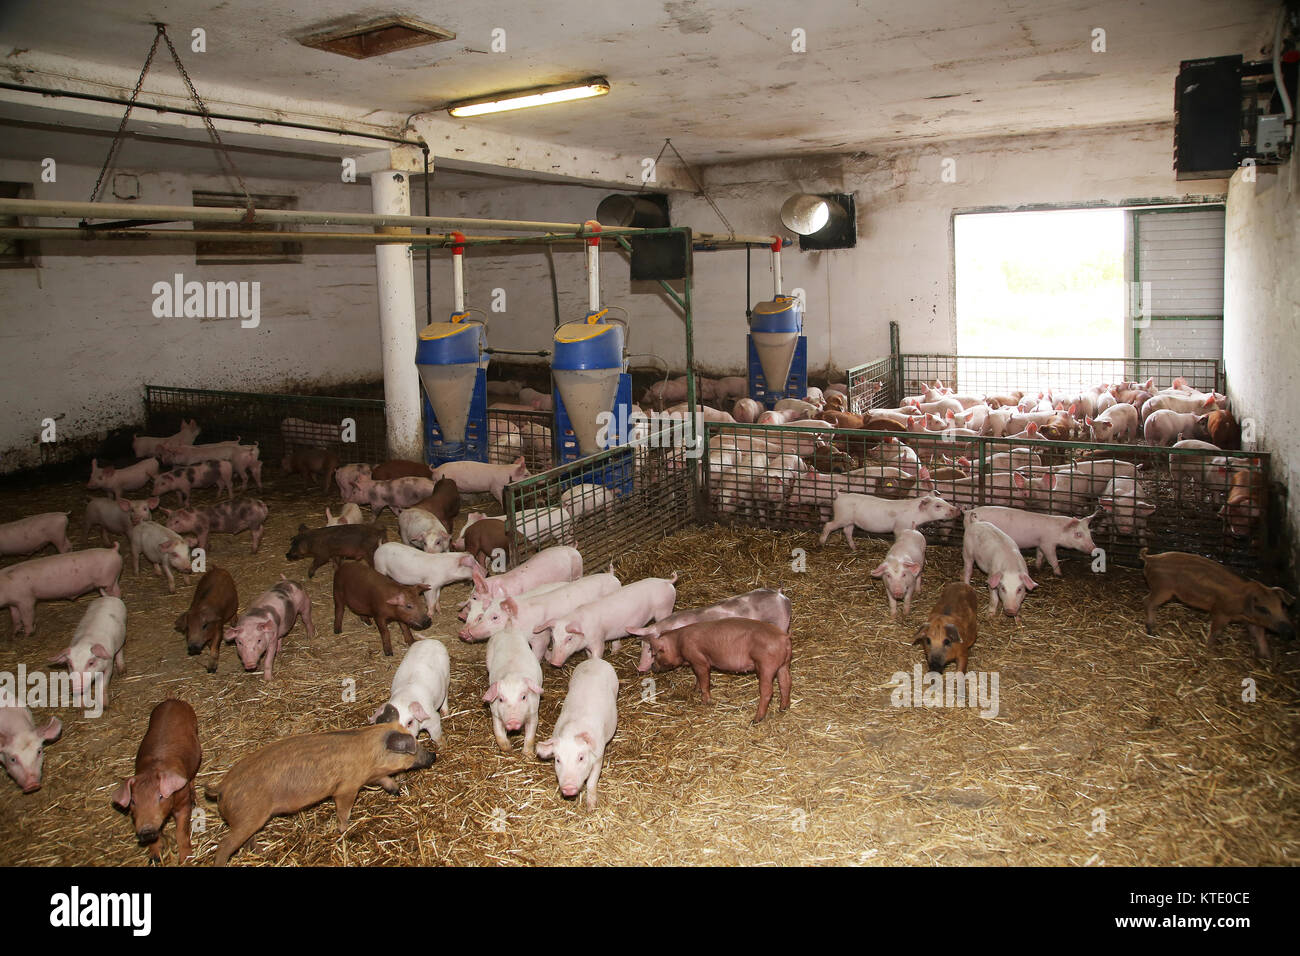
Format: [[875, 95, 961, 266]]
[[464, 517, 509, 569], [644, 618, 793, 723], [411, 477, 460, 531], [912, 582, 981, 673], [285, 522, 386, 577], [173, 568, 239, 672], [370, 459, 433, 481], [1141, 549, 1294, 660], [205, 722, 434, 865], [111, 699, 202, 864], [332, 561, 433, 656], [280, 446, 339, 492]]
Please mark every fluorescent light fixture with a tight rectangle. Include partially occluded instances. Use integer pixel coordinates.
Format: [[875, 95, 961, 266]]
[[448, 78, 610, 117]]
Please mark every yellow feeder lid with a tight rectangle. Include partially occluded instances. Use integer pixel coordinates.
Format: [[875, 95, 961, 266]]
[[555, 310, 616, 344], [419, 312, 477, 340]]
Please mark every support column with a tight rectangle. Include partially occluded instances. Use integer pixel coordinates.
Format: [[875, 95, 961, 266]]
[[371, 169, 422, 461]]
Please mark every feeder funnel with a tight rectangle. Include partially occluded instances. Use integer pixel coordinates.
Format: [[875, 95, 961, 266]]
[[749, 296, 802, 393], [552, 313, 626, 457], [415, 314, 486, 444]]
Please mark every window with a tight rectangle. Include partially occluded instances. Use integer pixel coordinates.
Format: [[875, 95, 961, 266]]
[[955, 208, 1126, 359], [192, 191, 302, 265], [954, 204, 1225, 364], [0, 181, 37, 268], [1130, 207, 1225, 360]]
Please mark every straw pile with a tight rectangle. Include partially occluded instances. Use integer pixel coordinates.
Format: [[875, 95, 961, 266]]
[[0, 472, 1296, 866]]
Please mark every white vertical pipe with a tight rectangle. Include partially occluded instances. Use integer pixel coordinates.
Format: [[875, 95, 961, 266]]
[[772, 239, 783, 297], [585, 220, 601, 311], [452, 251, 465, 312], [372, 170, 422, 461]]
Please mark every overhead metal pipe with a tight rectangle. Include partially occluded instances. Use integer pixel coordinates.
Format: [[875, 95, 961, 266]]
[[0, 225, 783, 252], [0, 198, 782, 244], [0, 80, 421, 146]]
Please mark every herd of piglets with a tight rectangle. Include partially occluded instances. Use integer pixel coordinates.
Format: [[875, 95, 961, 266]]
[[0, 368, 1293, 866]]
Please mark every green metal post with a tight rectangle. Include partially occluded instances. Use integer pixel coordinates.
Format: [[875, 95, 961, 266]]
[[889, 320, 903, 406], [682, 228, 699, 516]]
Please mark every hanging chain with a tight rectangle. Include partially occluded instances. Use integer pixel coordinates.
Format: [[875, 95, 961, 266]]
[[85, 23, 252, 219], [86, 27, 162, 206], [158, 24, 252, 210]]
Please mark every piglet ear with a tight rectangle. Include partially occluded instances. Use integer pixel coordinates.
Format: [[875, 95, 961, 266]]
[[90, 643, 112, 661], [38, 717, 62, 742], [482, 682, 500, 703], [1021, 574, 1038, 591], [48, 649, 71, 667], [870, 563, 888, 578], [525, 679, 543, 696], [409, 701, 431, 722], [987, 572, 1003, 589], [111, 777, 134, 810], [575, 731, 595, 750], [534, 739, 555, 759], [158, 772, 188, 800]]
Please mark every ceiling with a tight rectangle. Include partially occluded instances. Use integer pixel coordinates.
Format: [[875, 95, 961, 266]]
[[0, 0, 1281, 167]]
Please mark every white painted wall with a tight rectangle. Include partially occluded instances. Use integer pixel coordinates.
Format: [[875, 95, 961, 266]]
[[0, 161, 380, 471], [420, 122, 1228, 383], [1223, 160, 1300, 574]]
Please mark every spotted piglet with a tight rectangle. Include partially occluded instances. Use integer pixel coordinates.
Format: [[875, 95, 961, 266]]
[[225, 577, 315, 681], [163, 497, 269, 554]]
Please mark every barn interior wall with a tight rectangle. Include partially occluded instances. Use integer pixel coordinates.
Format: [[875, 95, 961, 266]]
[[1223, 160, 1300, 573], [422, 122, 1226, 382], [0, 161, 381, 472], [0, 121, 1232, 474]]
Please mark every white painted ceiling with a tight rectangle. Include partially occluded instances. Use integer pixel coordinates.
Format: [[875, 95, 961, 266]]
[[0, 0, 1280, 165]]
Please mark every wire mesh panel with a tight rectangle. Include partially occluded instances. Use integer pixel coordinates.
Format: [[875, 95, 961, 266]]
[[845, 356, 895, 413], [144, 385, 388, 466], [503, 419, 695, 572], [896, 354, 1221, 400], [486, 408, 554, 472], [701, 421, 1271, 572]]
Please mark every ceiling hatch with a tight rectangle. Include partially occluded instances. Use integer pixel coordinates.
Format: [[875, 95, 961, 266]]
[[299, 16, 455, 59]]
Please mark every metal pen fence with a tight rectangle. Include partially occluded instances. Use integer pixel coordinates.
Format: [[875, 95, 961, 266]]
[[486, 408, 555, 472], [846, 353, 1224, 413], [503, 420, 696, 572], [699, 420, 1272, 573], [144, 385, 388, 466], [896, 354, 1222, 400], [845, 355, 894, 414]]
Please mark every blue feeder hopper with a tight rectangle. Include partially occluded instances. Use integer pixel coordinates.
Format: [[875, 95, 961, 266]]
[[552, 310, 632, 467], [748, 239, 807, 408], [416, 312, 488, 467]]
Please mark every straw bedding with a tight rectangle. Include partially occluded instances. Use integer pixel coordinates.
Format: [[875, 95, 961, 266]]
[[0, 470, 1295, 866]]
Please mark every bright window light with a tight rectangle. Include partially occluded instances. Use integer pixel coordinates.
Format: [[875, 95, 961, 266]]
[[955, 208, 1125, 359]]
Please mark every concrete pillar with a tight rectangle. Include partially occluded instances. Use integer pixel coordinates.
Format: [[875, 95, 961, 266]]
[[371, 169, 423, 461]]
